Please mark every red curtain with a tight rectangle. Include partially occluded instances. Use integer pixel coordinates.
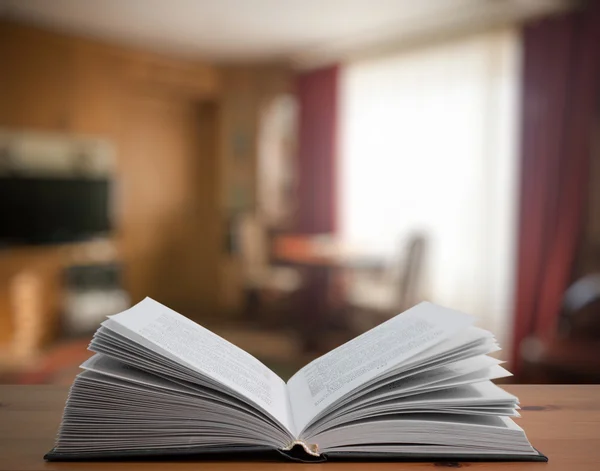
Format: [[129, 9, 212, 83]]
[[295, 66, 339, 234], [512, 4, 600, 374]]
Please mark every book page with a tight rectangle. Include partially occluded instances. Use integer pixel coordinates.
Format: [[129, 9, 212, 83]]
[[331, 356, 505, 416], [103, 297, 293, 433], [312, 413, 536, 455], [60, 369, 290, 451], [287, 302, 473, 434]]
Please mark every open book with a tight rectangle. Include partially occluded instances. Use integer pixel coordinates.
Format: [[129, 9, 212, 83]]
[[46, 298, 546, 463]]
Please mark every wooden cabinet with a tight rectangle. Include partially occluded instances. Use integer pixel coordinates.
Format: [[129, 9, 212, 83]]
[[0, 21, 220, 135], [123, 54, 220, 99], [0, 21, 222, 347], [67, 45, 126, 136], [119, 96, 220, 314]]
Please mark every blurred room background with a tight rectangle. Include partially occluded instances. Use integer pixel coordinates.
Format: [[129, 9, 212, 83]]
[[0, 0, 599, 385]]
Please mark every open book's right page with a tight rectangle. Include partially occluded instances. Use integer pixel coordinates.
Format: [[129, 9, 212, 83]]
[[287, 302, 474, 435]]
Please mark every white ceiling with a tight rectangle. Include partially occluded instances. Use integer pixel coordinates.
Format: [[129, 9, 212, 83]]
[[0, 0, 573, 65]]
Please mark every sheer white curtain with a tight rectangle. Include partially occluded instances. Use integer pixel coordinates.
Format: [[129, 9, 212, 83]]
[[338, 29, 521, 347]]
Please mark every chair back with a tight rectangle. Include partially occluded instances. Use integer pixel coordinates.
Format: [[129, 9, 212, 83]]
[[238, 213, 269, 284], [559, 273, 600, 340]]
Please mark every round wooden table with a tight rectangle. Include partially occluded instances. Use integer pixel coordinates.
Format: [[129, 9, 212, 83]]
[[273, 235, 384, 351]]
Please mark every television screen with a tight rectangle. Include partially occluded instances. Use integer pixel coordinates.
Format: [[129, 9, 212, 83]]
[[0, 176, 112, 245]]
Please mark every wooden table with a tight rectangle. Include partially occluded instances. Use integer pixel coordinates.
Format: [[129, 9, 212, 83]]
[[1, 385, 599, 470], [273, 235, 384, 269], [273, 235, 384, 350]]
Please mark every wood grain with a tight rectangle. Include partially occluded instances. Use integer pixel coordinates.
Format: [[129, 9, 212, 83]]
[[0, 20, 222, 345], [0, 21, 296, 346], [0, 385, 598, 470], [118, 95, 220, 313]]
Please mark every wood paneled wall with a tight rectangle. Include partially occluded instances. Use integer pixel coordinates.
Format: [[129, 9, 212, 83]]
[[0, 21, 222, 346], [0, 21, 295, 351]]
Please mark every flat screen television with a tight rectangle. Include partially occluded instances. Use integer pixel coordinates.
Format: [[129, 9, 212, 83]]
[[0, 176, 112, 246]]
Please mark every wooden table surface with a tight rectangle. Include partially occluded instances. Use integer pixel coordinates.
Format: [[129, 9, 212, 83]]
[[1, 385, 599, 471], [273, 235, 384, 268]]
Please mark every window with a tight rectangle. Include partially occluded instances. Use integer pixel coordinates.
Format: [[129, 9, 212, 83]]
[[338, 29, 521, 347]]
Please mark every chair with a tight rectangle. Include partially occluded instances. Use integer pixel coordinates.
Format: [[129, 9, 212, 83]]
[[238, 213, 302, 321], [519, 273, 600, 383], [344, 234, 426, 332]]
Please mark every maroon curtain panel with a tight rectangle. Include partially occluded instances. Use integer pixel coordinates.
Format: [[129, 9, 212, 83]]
[[295, 66, 339, 234], [512, 4, 600, 374]]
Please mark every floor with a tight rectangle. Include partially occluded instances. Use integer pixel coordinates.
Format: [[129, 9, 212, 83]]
[[0, 324, 315, 385]]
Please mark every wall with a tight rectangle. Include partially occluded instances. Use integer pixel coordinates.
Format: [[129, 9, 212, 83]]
[[0, 21, 296, 354], [216, 65, 295, 313], [0, 21, 221, 347], [574, 117, 600, 277]]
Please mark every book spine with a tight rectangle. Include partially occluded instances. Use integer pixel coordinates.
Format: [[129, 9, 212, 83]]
[[281, 440, 320, 457]]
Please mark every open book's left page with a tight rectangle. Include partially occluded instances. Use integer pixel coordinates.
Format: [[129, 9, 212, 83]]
[[101, 297, 293, 432]]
